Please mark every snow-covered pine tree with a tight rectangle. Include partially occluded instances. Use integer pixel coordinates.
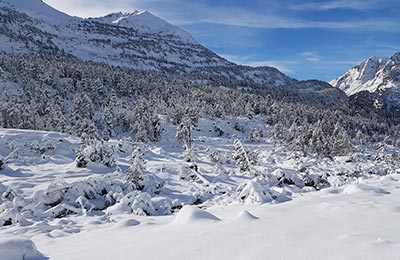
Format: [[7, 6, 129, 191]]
[[176, 120, 192, 150], [332, 126, 353, 155], [232, 139, 254, 175], [127, 147, 146, 190], [102, 107, 114, 141], [131, 100, 162, 142], [70, 94, 95, 135]]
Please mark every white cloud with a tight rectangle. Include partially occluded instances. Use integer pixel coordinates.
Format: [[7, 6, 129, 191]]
[[301, 52, 320, 62], [306, 57, 320, 62], [289, 0, 379, 11], [222, 54, 296, 74]]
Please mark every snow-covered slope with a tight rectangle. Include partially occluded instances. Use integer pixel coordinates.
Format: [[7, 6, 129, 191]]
[[0, 0, 344, 95], [330, 52, 400, 96], [0, 0, 231, 72], [6, 0, 72, 23], [91, 11, 195, 43]]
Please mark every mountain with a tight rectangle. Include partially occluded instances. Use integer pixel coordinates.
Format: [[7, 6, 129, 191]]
[[0, 0, 346, 101], [0, 0, 231, 71], [90, 11, 195, 43], [330, 52, 400, 118], [330, 52, 400, 96]]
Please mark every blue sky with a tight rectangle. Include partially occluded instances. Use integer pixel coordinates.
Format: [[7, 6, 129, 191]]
[[44, 0, 400, 81]]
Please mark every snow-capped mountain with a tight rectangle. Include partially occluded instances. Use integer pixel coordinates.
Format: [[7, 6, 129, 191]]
[[0, 0, 232, 72], [90, 11, 195, 43], [0, 0, 345, 97], [330, 52, 400, 96]]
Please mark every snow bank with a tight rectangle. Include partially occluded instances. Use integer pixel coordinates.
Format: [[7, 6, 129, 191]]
[[116, 218, 140, 228], [0, 238, 47, 260], [234, 210, 258, 221], [342, 183, 390, 195], [173, 205, 220, 224]]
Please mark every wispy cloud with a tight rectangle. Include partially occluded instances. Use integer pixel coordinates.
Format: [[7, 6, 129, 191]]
[[179, 13, 400, 32], [289, 0, 379, 11], [222, 54, 297, 74], [301, 52, 320, 62], [44, 0, 400, 32]]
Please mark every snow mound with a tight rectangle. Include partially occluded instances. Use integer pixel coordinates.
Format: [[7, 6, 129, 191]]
[[235, 210, 258, 221], [117, 218, 140, 227], [173, 206, 220, 225], [342, 183, 390, 195], [0, 238, 47, 260]]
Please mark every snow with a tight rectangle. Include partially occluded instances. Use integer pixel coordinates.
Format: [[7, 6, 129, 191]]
[[8, 0, 74, 24], [234, 210, 258, 221], [341, 183, 390, 195], [92, 11, 196, 43], [0, 0, 233, 74], [18, 174, 400, 260], [172, 205, 220, 224], [0, 238, 47, 260], [0, 118, 399, 259], [331, 53, 400, 96], [0, 1, 399, 259], [0, 0, 339, 94]]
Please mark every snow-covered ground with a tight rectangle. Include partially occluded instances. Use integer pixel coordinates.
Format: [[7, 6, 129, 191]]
[[0, 118, 399, 259], [36, 175, 400, 260]]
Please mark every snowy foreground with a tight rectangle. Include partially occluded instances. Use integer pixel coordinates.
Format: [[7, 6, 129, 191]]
[[38, 176, 400, 260], [0, 119, 399, 259]]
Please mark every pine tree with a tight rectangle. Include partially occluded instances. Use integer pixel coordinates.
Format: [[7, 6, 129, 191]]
[[127, 147, 146, 190], [176, 120, 192, 149], [102, 107, 114, 141], [232, 139, 253, 174]]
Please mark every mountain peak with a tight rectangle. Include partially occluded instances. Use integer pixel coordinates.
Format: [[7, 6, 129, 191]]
[[92, 10, 196, 43], [330, 51, 400, 96]]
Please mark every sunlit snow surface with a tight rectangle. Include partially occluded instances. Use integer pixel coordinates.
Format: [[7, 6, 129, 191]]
[[0, 118, 399, 259]]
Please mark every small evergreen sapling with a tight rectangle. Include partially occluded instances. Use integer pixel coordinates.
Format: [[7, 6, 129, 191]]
[[127, 147, 146, 190], [232, 139, 253, 174]]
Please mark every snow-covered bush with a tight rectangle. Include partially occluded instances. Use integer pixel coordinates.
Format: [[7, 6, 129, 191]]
[[302, 174, 329, 190], [0, 187, 27, 226], [151, 197, 172, 215], [126, 147, 164, 194], [30, 140, 55, 154], [0, 174, 168, 225], [107, 191, 155, 216], [76, 140, 117, 168], [206, 146, 222, 164], [190, 182, 230, 206], [271, 168, 303, 187], [237, 180, 272, 204]]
